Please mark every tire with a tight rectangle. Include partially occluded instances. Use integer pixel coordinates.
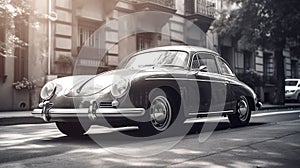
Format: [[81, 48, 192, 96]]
[[55, 122, 91, 137], [138, 88, 184, 135], [297, 94, 300, 103], [228, 96, 251, 127]]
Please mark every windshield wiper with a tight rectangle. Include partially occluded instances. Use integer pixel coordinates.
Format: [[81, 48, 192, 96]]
[[159, 64, 185, 68], [138, 64, 155, 68]]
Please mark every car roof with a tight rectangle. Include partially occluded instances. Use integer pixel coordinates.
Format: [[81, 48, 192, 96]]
[[285, 79, 300, 81], [135, 45, 219, 56]]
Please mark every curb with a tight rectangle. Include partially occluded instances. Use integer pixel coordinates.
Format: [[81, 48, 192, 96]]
[[260, 105, 300, 110], [0, 117, 45, 126]]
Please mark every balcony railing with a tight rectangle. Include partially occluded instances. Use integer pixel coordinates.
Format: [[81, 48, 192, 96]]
[[138, 0, 175, 9], [197, 0, 215, 18], [186, 0, 216, 18]]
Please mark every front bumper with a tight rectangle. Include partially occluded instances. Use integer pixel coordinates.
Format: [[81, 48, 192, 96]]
[[32, 105, 145, 122], [255, 101, 263, 110], [285, 92, 298, 100]]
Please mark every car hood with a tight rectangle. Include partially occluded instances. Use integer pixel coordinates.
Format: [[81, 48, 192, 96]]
[[60, 67, 187, 97], [285, 86, 298, 90]]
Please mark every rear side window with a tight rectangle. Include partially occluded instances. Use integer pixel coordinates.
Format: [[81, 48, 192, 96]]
[[217, 58, 234, 76]]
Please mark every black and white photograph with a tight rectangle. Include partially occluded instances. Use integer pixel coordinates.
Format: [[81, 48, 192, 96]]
[[0, 0, 300, 167]]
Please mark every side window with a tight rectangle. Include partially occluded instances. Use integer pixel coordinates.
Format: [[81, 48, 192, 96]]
[[191, 55, 201, 69], [217, 58, 234, 76], [191, 53, 218, 73]]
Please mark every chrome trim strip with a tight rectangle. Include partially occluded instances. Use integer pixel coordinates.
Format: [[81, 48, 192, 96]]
[[184, 116, 228, 124], [188, 110, 234, 116], [145, 77, 227, 84], [32, 109, 43, 117], [32, 108, 145, 119], [96, 108, 145, 117], [32, 108, 89, 118]]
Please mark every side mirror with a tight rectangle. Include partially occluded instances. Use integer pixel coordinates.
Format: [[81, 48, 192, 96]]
[[199, 65, 208, 72], [298, 84, 300, 87]]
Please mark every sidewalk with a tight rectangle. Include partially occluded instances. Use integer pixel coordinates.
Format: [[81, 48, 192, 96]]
[[0, 111, 44, 126], [1, 103, 300, 126], [261, 102, 300, 110]]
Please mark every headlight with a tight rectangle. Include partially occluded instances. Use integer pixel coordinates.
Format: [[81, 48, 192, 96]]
[[40, 82, 57, 100], [111, 78, 130, 98], [286, 90, 295, 93]]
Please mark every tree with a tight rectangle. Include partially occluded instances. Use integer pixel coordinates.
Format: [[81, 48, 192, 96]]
[[0, 0, 31, 57], [214, 0, 300, 104]]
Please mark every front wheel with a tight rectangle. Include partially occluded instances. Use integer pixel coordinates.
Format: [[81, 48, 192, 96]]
[[55, 122, 90, 137], [139, 88, 184, 135], [228, 96, 251, 127]]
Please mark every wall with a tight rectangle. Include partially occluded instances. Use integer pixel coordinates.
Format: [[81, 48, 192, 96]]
[[0, 57, 14, 111], [0, 16, 15, 111], [77, 0, 104, 21]]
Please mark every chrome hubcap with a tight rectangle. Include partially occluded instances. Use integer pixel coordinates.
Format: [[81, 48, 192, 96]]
[[237, 98, 248, 121], [150, 96, 171, 131]]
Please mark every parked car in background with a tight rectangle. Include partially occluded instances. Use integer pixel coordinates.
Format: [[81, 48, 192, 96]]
[[285, 79, 300, 102], [32, 46, 262, 136]]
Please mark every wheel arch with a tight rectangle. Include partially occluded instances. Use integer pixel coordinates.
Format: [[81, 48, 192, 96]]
[[245, 96, 255, 111], [146, 85, 182, 109]]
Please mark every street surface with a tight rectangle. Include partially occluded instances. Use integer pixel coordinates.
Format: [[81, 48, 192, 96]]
[[0, 109, 300, 168]]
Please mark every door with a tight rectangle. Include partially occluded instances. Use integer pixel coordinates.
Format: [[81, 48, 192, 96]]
[[216, 57, 236, 110], [187, 52, 228, 116]]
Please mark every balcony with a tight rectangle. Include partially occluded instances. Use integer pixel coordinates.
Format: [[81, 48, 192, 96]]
[[185, 0, 215, 18], [134, 0, 176, 13], [185, 0, 216, 32], [139, 0, 175, 9]]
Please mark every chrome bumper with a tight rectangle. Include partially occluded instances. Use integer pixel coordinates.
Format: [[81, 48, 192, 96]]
[[256, 101, 263, 110], [32, 107, 146, 122]]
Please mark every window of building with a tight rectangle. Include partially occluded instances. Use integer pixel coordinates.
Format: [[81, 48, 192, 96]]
[[78, 20, 100, 48], [263, 52, 274, 78], [185, 0, 195, 14], [14, 17, 29, 82], [137, 33, 156, 51], [291, 60, 299, 78], [244, 50, 254, 72]]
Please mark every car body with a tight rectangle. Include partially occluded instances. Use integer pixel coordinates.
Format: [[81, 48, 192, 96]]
[[32, 46, 262, 136], [285, 79, 300, 102]]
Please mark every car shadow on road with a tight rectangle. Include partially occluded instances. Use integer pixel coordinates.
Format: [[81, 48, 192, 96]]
[[0, 121, 267, 164], [40, 122, 266, 148]]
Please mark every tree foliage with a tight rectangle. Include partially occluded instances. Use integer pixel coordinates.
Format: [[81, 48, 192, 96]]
[[215, 0, 300, 49], [214, 0, 300, 104], [0, 0, 32, 57]]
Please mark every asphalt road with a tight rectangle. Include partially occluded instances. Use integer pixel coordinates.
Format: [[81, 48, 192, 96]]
[[0, 109, 300, 168]]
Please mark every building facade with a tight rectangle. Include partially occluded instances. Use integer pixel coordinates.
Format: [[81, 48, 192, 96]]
[[0, 0, 216, 111], [213, 0, 300, 103]]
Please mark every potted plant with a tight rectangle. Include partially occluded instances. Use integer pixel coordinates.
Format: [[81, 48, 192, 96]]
[[12, 77, 36, 90], [12, 77, 36, 110]]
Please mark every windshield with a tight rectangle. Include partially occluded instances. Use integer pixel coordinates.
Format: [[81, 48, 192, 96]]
[[285, 80, 298, 86], [120, 51, 189, 69]]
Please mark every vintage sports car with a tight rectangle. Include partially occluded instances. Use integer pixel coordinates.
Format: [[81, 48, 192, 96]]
[[32, 46, 262, 136]]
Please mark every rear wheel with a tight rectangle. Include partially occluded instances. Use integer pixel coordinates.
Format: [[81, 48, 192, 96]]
[[228, 96, 251, 127], [55, 122, 90, 137]]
